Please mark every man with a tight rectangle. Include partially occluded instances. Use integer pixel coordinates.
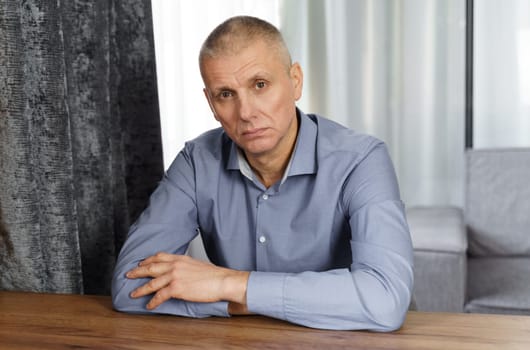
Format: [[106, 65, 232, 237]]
[[112, 15, 413, 331]]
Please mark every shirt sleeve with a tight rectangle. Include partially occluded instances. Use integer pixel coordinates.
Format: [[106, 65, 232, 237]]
[[246, 143, 414, 331], [111, 147, 229, 318]]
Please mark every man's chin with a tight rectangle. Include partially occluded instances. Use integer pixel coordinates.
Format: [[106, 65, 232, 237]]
[[241, 143, 275, 159]]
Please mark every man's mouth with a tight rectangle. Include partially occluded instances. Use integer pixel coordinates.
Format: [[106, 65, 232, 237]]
[[242, 128, 267, 138]]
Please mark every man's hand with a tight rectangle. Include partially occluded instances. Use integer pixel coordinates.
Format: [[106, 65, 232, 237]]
[[126, 253, 250, 311]]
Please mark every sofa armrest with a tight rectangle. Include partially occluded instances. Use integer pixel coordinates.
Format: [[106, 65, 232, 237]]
[[407, 206, 467, 253], [406, 206, 467, 312]]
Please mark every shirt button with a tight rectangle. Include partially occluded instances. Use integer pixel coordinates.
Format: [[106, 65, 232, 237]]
[[258, 235, 267, 244], [262, 194, 269, 200]]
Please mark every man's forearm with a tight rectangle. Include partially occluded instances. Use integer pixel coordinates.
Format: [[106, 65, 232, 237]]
[[246, 266, 412, 331]]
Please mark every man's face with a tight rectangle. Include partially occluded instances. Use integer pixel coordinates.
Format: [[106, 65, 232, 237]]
[[201, 40, 303, 160]]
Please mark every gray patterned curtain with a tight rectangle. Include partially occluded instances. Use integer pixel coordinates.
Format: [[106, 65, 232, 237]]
[[0, 0, 163, 295]]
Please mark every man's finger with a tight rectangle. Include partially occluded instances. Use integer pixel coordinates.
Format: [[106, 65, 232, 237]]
[[130, 273, 171, 298], [139, 252, 175, 266], [126, 261, 171, 279], [146, 288, 172, 310]]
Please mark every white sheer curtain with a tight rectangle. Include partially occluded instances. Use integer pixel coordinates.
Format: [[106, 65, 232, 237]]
[[474, 0, 530, 148], [280, 0, 466, 207]]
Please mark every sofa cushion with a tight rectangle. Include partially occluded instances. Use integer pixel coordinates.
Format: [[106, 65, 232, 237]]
[[465, 257, 530, 315], [466, 149, 530, 256]]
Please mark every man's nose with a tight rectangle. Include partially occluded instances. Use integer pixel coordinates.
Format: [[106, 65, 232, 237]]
[[237, 92, 255, 121]]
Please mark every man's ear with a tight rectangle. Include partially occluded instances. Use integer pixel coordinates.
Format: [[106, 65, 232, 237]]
[[203, 88, 220, 121], [290, 62, 304, 101]]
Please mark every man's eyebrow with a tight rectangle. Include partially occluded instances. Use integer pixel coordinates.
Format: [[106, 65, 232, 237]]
[[208, 71, 273, 94], [247, 71, 272, 81]]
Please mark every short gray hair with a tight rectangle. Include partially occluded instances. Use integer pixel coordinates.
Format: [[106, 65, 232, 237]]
[[199, 16, 292, 72]]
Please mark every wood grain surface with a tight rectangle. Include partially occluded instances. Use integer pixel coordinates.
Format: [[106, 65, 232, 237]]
[[1, 291, 529, 349]]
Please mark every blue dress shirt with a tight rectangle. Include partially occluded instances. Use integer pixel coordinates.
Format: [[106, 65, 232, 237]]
[[112, 110, 414, 331]]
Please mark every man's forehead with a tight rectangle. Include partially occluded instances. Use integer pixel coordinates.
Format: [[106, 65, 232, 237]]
[[203, 51, 280, 89]]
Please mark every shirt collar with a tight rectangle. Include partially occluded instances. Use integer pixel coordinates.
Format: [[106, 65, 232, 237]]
[[225, 109, 318, 179], [288, 109, 318, 176]]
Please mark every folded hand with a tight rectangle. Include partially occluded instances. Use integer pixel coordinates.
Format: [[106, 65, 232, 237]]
[[126, 252, 249, 311]]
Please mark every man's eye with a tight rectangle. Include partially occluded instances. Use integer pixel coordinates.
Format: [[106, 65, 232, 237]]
[[256, 81, 266, 89], [220, 91, 232, 98]]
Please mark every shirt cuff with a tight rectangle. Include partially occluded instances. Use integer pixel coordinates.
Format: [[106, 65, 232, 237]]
[[184, 300, 230, 318], [151, 299, 229, 318], [246, 271, 287, 320]]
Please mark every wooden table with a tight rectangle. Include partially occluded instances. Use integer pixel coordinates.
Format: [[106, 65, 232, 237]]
[[1, 291, 529, 349]]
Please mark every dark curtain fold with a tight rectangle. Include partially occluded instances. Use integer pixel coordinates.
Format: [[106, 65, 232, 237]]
[[0, 0, 163, 295]]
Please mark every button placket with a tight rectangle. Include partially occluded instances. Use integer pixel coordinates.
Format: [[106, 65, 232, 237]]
[[255, 191, 272, 269], [258, 194, 268, 245]]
